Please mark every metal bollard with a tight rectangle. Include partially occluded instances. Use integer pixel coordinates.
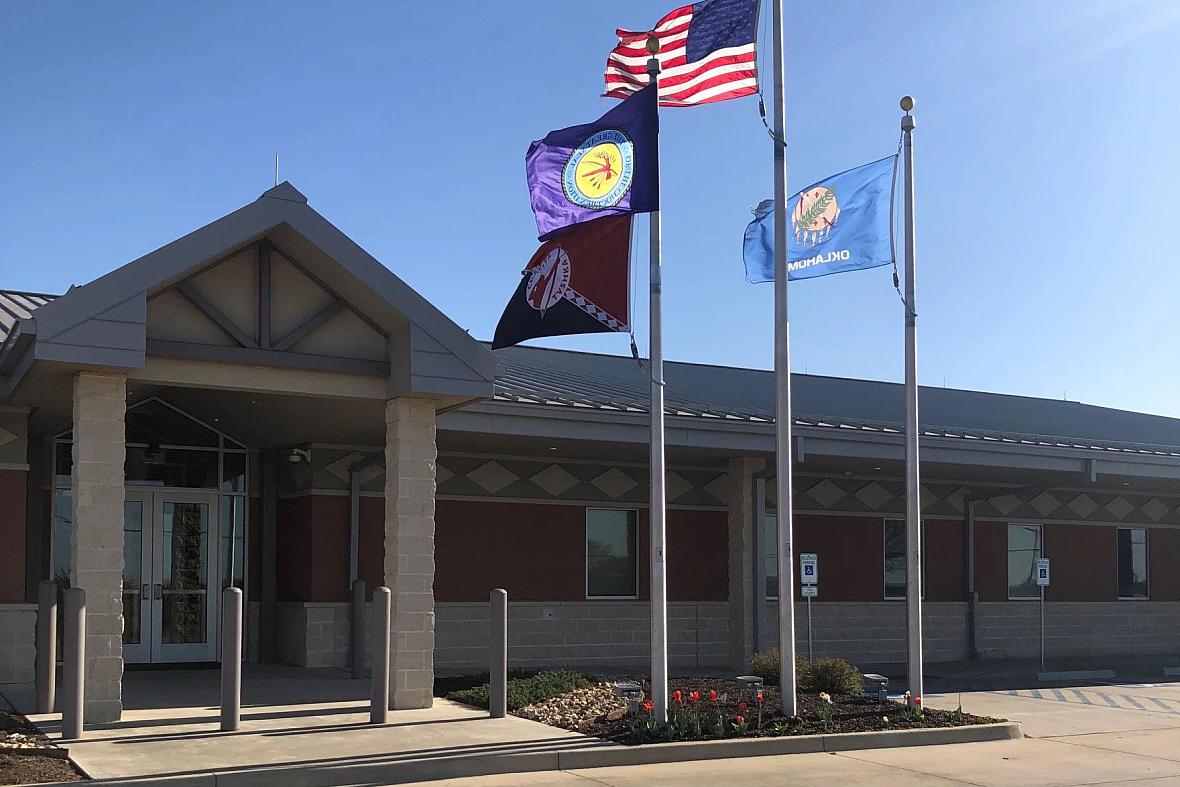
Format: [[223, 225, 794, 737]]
[[490, 589, 507, 719], [36, 580, 57, 714], [220, 587, 243, 732], [370, 586, 391, 724], [61, 587, 85, 740], [350, 579, 367, 680]]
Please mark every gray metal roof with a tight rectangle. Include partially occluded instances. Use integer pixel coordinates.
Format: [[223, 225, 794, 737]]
[[0, 290, 55, 343], [493, 344, 1180, 457]]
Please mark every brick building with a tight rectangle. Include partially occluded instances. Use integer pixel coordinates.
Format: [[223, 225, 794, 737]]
[[1, 184, 1177, 720]]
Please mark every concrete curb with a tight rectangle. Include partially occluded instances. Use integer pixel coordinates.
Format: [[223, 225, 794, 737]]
[[36, 722, 1021, 787]]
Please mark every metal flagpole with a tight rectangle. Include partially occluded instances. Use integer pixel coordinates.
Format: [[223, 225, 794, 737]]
[[770, 0, 797, 717], [646, 37, 669, 726], [900, 95, 924, 707]]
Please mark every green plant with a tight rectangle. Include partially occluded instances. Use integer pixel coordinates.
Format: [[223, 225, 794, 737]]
[[749, 648, 815, 690], [817, 691, 834, 731], [446, 669, 590, 711], [809, 657, 863, 696]]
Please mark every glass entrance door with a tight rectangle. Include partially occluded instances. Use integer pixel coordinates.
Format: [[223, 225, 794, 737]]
[[123, 490, 220, 664]]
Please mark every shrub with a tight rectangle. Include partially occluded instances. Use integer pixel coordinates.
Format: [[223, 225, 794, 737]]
[[809, 657, 863, 696], [749, 648, 813, 690], [447, 669, 590, 712], [749, 651, 861, 695]]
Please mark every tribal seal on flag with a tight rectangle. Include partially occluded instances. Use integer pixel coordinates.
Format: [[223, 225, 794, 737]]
[[492, 215, 632, 350], [525, 86, 657, 241]]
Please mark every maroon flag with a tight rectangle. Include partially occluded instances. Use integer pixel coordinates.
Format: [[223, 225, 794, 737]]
[[492, 215, 631, 350]]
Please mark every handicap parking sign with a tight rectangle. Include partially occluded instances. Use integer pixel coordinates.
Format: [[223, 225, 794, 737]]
[[800, 553, 818, 585]]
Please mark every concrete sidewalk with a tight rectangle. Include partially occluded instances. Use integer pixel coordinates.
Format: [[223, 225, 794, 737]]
[[417, 682, 1180, 786], [28, 666, 610, 784]]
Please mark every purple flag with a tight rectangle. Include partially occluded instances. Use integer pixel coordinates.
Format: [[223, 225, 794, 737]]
[[525, 85, 659, 240]]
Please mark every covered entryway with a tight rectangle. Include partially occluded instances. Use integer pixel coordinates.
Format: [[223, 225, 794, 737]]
[[1, 181, 497, 722]]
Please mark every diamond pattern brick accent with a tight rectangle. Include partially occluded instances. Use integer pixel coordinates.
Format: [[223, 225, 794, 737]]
[[855, 481, 892, 510], [1068, 493, 1098, 518], [703, 473, 728, 503], [945, 486, 972, 513], [665, 471, 692, 502], [1142, 497, 1169, 522], [437, 463, 454, 485], [920, 485, 937, 511], [991, 494, 1021, 515], [1030, 491, 1061, 517], [467, 461, 519, 493], [0, 426, 15, 449], [531, 464, 579, 497], [592, 468, 638, 498], [808, 479, 845, 509], [1106, 495, 1134, 521]]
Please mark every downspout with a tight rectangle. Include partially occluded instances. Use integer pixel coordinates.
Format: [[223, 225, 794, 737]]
[[964, 496, 981, 660], [349, 469, 361, 588]]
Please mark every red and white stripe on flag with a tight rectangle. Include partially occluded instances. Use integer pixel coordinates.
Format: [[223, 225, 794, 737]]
[[604, 4, 758, 107]]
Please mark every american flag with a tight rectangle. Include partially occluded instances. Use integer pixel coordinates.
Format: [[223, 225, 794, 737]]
[[604, 0, 759, 107]]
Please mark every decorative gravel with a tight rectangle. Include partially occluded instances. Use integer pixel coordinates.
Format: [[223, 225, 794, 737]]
[[0, 712, 82, 784], [516, 682, 628, 731]]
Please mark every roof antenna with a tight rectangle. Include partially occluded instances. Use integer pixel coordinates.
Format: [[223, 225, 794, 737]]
[[274, 153, 280, 187]]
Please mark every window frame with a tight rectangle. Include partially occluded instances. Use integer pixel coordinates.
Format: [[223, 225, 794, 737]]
[[585, 507, 640, 601], [883, 517, 926, 601], [1006, 523, 1043, 601], [764, 511, 779, 601], [1116, 527, 1150, 600]]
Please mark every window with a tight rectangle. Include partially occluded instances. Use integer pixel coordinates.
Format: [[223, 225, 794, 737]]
[[586, 509, 638, 599], [884, 519, 925, 600], [1007, 524, 1042, 599], [764, 513, 778, 599], [1117, 528, 1148, 599]]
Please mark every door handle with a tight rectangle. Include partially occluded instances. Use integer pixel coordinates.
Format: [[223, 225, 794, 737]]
[[153, 584, 162, 599], [141, 583, 149, 600]]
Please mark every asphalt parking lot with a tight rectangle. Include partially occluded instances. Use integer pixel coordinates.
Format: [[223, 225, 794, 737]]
[[414, 680, 1180, 786]]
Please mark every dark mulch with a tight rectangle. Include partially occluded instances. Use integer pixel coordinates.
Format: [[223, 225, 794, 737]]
[[0, 711, 84, 784], [583, 677, 1000, 743], [0, 754, 83, 785]]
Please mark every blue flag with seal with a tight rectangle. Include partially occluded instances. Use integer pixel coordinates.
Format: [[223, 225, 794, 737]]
[[743, 155, 896, 282]]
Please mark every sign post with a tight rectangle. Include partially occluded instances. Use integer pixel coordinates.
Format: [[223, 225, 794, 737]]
[[800, 553, 818, 662], [1036, 557, 1050, 670]]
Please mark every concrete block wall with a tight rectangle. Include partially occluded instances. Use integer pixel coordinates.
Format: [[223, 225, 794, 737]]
[[273, 600, 729, 673], [761, 602, 970, 666], [0, 604, 36, 712], [435, 601, 729, 672], [976, 602, 1180, 660]]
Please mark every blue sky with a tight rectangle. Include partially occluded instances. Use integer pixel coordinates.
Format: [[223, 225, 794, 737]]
[[2, 1, 1178, 417]]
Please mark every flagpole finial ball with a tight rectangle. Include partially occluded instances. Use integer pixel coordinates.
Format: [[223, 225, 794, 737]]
[[899, 95, 915, 113], [646, 36, 660, 54]]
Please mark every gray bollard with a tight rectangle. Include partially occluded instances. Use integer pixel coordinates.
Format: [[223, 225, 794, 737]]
[[350, 579, 367, 680], [220, 587, 243, 732], [36, 580, 57, 714], [370, 586, 391, 724], [61, 587, 85, 740], [490, 589, 507, 719]]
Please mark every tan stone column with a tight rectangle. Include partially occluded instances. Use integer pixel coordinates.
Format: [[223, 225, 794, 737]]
[[70, 372, 126, 723], [728, 456, 765, 672], [382, 397, 437, 710]]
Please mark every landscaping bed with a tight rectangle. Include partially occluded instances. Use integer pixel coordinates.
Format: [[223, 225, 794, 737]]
[[438, 656, 1002, 746], [0, 711, 83, 784]]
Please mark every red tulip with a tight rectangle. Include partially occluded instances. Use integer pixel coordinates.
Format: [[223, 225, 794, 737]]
[[690, 691, 700, 703], [673, 690, 683, 704], [709, 690, 718, 701], [914, 696, 922, 706], [643, 699, 654, 713], [738, 701, 748, 713], [735, 715, 745, 724], [756, 691, 764, 703]]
